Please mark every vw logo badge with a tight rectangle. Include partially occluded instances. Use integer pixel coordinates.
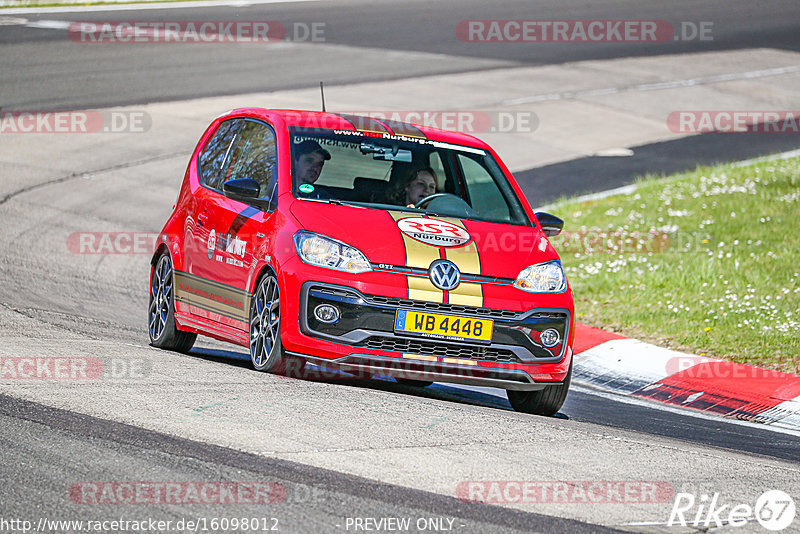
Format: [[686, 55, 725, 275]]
[[428, 260, 460, 291]]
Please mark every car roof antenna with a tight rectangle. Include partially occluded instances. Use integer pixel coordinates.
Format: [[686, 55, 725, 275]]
[[319, 81, 326, 112]]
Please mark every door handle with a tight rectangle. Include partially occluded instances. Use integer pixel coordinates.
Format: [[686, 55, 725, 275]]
[[198, 212, 208, 227]]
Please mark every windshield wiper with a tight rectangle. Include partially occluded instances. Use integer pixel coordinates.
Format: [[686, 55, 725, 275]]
[[324, 198, 371, 209]]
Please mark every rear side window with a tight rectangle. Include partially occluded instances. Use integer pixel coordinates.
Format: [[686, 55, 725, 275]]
[[198, 119, 241, 190], [224, 120, 279, 208]]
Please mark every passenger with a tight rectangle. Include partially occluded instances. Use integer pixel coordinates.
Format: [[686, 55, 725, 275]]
[[388, 167, 439, 207]]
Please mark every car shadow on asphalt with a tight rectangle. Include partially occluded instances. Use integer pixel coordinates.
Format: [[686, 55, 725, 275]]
[[188, 346, 523, 413]]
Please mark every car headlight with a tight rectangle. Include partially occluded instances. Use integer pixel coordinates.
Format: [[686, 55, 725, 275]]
[[514, 261, 566, 293], [294, 231, 372, 274]]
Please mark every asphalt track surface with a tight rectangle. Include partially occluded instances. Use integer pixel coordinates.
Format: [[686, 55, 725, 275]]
[[1, 1, 800, 532], [1, 0, 800, 109], [0, 395, 612, 533]]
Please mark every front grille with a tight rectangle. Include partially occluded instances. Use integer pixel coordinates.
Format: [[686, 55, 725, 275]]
[[363, 295, 521, 320], [358, 336, 522, 364], [309, 285, 567, 323]]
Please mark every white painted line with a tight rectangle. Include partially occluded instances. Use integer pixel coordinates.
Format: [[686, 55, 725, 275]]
[[593, 147, 634, 157], [503, 65, 800, 105], [731, 148, 800, 168], [25, 19, 69, 29], [0, 14, 26, 23], [534, 184, 638, 211]]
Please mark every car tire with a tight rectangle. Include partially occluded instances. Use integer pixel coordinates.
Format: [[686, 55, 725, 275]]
[[395, 378, 433, 388], [249, 272, 301, 375], [506, 362, 572, 416], [149, 253, 196, 352]]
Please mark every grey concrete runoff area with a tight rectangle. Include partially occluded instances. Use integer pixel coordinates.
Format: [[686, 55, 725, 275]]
[[1, 1, 800, 531]]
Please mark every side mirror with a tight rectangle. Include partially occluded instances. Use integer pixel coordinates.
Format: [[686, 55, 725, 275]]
[[535, 212, 564, 237], [223, 178, 260, 200], [223, 178, 274, 211]]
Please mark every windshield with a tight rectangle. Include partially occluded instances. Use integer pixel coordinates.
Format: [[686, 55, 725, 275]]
[[289, 128, 531, 226]]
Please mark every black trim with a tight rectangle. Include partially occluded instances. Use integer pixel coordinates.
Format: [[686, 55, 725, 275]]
[[299, 282, 571, 364], [226, 205, 262, 237]]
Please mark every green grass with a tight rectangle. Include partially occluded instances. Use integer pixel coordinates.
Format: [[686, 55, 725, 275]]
[[548, 154, 800, 373]]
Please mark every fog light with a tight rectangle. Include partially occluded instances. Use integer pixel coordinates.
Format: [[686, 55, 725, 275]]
[[314, 304, 340, 324], [540, 328, 560, 347]]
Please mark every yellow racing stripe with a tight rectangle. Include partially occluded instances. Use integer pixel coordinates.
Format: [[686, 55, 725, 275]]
[[174, 271, 249, 322], [389, 211, 443, 303], [440, 218, 484, 307]]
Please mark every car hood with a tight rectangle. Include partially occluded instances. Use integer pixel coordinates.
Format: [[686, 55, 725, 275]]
[[289, 201, 559, 279]]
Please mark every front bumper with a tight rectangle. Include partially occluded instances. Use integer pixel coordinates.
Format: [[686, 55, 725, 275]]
[[290, 281, 572, 390]]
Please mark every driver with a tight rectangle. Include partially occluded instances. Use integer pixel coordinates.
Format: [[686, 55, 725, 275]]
[[389, 167, 439, 207], [294, 139, 331, 186]]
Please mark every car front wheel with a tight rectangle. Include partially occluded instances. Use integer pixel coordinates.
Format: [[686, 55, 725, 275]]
[[249, 272, 303, 375], [506, 362, 571, 416]]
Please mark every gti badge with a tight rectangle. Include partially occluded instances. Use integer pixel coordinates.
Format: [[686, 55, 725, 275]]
[[428, 259, 460, 291]]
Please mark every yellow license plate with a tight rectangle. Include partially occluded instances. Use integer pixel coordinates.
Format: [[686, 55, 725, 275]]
[[394, 310, 493, 342]]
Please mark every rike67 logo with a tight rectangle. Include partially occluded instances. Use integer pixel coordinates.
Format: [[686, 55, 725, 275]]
[[669, 490, 796, 531]]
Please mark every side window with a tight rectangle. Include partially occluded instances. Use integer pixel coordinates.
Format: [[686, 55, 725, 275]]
[[198, 120, 241, 190], [225, 120, 279, 209], [457, 154, 511, 221], [429, 151, 446, 191]]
